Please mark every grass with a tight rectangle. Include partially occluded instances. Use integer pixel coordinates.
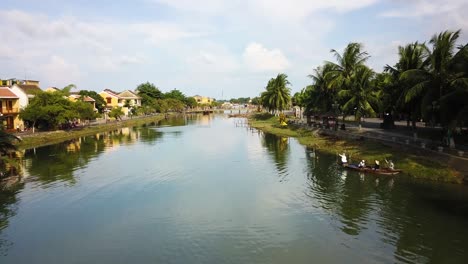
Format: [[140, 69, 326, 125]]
[[16, 114, 167, 149], [249, 113, 462, 184]]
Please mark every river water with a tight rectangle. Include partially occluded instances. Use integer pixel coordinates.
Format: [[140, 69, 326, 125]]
[[1, 114, 467, 263]]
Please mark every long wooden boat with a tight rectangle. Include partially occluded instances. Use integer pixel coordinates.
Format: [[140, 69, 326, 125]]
[[343, 164, 402, 176]]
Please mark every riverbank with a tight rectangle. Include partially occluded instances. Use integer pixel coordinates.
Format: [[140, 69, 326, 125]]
[[249, 113, 464, 184], [16, 114, 168, 149]]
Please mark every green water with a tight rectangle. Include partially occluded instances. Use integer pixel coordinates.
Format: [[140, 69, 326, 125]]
[[0, 114, 467, 263]]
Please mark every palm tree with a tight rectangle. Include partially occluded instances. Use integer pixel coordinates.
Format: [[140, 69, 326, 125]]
[[326, 42, 370, 92], [401, 31, 462, 123], [384, 42, 429, 128], [260, 73, 291, 114], [61, 84, 77, 96], [338, 66, 379, 128], [0, 130, 19, 156], [304, 63, 336, 116]]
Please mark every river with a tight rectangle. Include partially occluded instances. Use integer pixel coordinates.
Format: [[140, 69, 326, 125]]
[[0, 114, 467, 263]]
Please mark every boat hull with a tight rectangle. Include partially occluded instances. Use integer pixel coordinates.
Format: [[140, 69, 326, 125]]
[[343, 164, 402, 176]]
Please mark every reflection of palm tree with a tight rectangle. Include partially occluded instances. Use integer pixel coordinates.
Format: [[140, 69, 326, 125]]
[[0, 181, 24, 255], [260, 132, 290, 177]]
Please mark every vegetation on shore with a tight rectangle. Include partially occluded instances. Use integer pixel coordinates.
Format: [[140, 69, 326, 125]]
[[249, 113, 462, 184], [254, 30, 468, 147], [16, 114, 167, 149]]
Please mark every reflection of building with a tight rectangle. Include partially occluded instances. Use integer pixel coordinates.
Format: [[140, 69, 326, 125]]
[[0, 87, 21, 130], [193, 95, 214, 104], [99, 89, 141, 116]]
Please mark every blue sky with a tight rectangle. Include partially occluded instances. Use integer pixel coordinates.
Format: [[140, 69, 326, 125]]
[[1, 0, 467, 99]]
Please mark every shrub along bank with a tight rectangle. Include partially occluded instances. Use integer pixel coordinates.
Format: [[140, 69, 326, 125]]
[[249, 113, 463, 184]]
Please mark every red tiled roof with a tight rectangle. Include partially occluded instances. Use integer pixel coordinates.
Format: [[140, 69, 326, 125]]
[[0, 87, 19, 98], [83, 96, 95, 102], [103, 89, 119, 97]]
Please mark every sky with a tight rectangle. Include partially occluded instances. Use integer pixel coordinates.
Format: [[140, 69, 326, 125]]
[[0, 0, 467, 99]]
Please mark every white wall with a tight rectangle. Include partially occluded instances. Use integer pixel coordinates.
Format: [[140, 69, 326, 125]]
[[10, 84, 29, 109]]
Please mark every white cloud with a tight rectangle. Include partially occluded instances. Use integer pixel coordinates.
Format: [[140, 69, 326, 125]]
[[153, 0, 378, 19], [381, 0, 466, 18], [131, 22, 207, 44], [249, 0, 379, 21], [243, 43, 290, 72], [39, 56, 82, 87]]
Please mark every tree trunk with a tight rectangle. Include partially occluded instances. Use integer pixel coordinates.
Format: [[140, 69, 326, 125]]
[[32, 121, 36, 133]]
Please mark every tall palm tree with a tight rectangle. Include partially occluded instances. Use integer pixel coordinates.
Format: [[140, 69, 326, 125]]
[[401, 30, 463, 124], [384, 42, 429, 128], [338, 66, 379, 126], [261, 73, 291, 114], [61, 84, 77, 96], [304, 63, 336, 115], [326, 42, 370, 92]]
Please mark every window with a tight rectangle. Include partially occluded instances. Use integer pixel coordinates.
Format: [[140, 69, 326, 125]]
[[106, 97, 112, 104], [7, 101, 13, 110]]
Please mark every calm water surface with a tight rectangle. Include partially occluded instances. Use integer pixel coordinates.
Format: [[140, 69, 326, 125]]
[[1, 115, 468, 263]]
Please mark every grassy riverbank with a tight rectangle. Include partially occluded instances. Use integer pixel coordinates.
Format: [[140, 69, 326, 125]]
[[16, 114, 167, 149], [249, 113, 463, 184]]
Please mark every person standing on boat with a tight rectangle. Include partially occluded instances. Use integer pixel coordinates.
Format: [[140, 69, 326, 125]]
[[385, 159, 395, 170], [374, 160, 380, 170], [338, 153, 348, 166], [358, 160, 366, 168]]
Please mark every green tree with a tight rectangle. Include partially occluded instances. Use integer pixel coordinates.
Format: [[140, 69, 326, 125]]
[[338, 66, 379, 125], [260, 73, 292, 114], [73, 101, 97, 122], [135, 82, 163, 105], [327, 43, 370, 93], [164, 89, 186, 101], [304, 63, 337, 115], [0, 130, 19, 156], [19, 92, 78, 131], [401, 30, 468, 137], [385, 42, 430, 128], [109, 107, 124, 121], [78, 90, 106, 113], [184, 97, 198, 108]]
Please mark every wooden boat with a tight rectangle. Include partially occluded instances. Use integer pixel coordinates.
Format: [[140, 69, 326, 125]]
[[343, 164, 402, 176]]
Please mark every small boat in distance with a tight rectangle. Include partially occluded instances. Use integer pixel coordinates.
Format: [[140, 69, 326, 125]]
[[343, 164, 402, 176]]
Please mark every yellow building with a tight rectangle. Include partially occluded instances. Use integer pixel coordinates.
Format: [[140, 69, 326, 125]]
[[1, 79, 40, 87], [193, 95, 214, 104], [0, 87, 22, 131], [99, 89, 141, 116], [99, 89, 120, 108], [45, 87, 61, 93]]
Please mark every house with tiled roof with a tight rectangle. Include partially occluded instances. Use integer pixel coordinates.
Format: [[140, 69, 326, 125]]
[[68, 94, 97, 111], [13, 84, 42, 99], [99, 89, 141, 116], [0, 87, 22, 130]]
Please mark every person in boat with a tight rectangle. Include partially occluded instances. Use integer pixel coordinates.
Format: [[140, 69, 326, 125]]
[[374, 160, 380, 170], [385, 159, 395, 170], [358, 160, 366, 168], [338, 153, 347, 166]]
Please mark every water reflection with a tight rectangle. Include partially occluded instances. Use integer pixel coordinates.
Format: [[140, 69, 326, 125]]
[[0, 181, 23, 256], [260, 132, 290, 179], [0, 116, 467, 263], [23, 126, 166, 186]]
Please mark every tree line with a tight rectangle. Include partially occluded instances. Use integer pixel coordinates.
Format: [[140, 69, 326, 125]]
[[17, 82, 212, 133], [260, 30, 468, 133]]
